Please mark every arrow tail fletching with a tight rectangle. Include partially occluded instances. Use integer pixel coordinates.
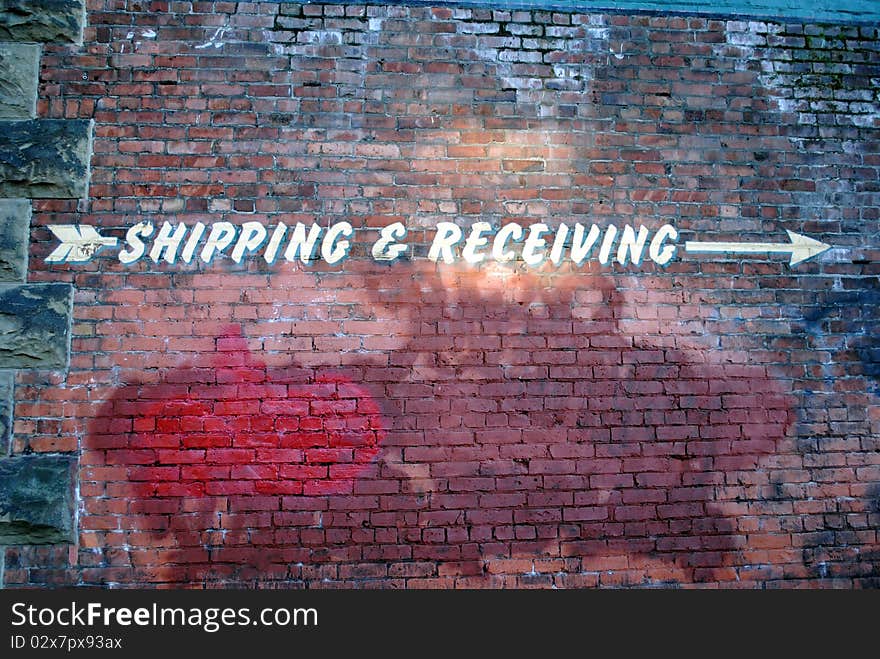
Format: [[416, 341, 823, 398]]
[[44, 243, 74, 263], [45, 225, 118, 264]]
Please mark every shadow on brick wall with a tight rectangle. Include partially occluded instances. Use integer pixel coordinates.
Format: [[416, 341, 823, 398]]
[[793, 278, 880, 585], [81, 264, 799, 587]]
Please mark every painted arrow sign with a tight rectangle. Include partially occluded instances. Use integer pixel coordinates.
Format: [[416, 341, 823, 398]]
[[44, 225, 118, 263], [41, 223, 834, 268], [684, 230, 832, 266]]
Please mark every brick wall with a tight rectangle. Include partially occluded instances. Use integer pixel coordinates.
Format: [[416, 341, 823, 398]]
[[4, 2, 878, 588]]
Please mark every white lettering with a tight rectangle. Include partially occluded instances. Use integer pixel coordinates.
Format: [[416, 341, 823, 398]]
[[11, 603, 26, 626], [617, 224, 650, 266], [492, 223, 523, 262], [264, 222, 286, 264], [522, 223, 550, 266], [649, 223, 678, 265], [181, 222, 205, 263], [549, 223, 569, 265], [284, 222, 322, 264], [200, 222, 237, 262], [571, 223, 601, 265], [118, 221, 153, 264], [231, 221, 268, 263], [598, 223, 618, 265], [149, 222, 187, 264], [428, 222, 462, 264], [322, 222, 353, 265], [462, 221, 492, 264], [372, 222, 407, 261]]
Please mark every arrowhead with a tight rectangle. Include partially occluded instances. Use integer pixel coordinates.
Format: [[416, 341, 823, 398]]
[[786, 230, 832, 266]]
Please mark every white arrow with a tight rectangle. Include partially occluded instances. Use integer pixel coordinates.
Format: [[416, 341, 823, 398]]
[[684, 230, 831, 267], [45, 225, 118, 264]]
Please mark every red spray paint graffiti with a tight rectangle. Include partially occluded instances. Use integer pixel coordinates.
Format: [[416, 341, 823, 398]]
[[84, 325, 383, 584]]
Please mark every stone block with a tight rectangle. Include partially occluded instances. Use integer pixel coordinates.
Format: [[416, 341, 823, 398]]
[[0, 118, 92, 198], [0, 42, 39, 119], [0, 198, 30, 281], [0, 455, 76, 544], [0, 0, 86, 44], [0, 282, 72, 369]]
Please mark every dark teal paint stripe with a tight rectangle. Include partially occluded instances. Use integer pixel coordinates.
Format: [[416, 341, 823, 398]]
[[305, 1, 880, 25]]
